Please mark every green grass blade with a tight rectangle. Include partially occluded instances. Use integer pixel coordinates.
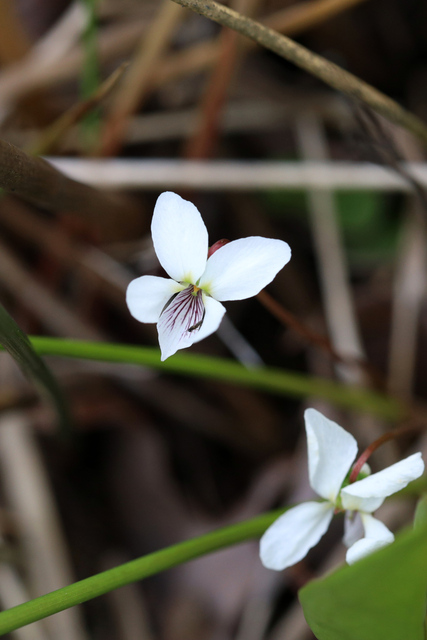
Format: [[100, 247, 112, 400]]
[[26, 337, 404, 420], [0, 509, 285, 635], [80, 0, 100, 148], [0, 307, 71, 435]]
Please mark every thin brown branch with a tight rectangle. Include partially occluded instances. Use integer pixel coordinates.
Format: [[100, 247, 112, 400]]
[[0, 0, 31, 63], [184, 28, 240, 159], [268, 0, 369, 35], [30, 62, 129, 157], [170, 0, 427, 146], [257, 290, 384, 388], [349, 423, 422, 483], [155, 0, 371, 89], [185, 0, 260, 159]]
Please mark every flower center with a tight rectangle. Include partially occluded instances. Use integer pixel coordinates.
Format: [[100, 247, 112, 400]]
[[160, 285, 206, 335]]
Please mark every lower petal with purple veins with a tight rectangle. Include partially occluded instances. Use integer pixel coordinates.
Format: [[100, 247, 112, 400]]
[[157, 285, 206, 360]]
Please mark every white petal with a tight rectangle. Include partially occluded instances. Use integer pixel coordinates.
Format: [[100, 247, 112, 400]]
[[346, 536, 393, 564], [126, 275, 183, 323], [343, 511, 364, 548], [345, 514, 394, 564], [341, 452, 424, 513], [361, 513, 395, 542], [304, 409, 358, 503], [192, 295, 226, 343], [152, 192, 209, 283], [198, 237, 291, 301], [259, 501, 334, 571], [341, 493, 384, 513], [157, 285, 206, 360]]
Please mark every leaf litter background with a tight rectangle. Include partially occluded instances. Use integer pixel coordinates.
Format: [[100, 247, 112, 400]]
[[0, 0, 427, 638]]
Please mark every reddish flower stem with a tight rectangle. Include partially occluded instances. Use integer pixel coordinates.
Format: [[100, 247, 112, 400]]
[[208, 238, 229, 257], [349, 423, 420, 484]]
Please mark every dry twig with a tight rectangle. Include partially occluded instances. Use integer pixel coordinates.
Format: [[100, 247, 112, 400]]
[[0, 414, 88, 640], [30, 63, 129, 156], [185, 0, 261, 159], [46, 157, 427, 191], [169, 0, 427, 145], [0, 0, 30, 63]]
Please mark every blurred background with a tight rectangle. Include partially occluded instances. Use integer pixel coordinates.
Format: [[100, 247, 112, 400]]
[[0, 0, 426, 638]]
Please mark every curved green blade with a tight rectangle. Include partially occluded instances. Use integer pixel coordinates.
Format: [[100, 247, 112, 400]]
[[0, 304, 71, 435]]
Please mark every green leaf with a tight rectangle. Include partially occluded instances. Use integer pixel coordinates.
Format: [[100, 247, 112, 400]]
[[299, 524, 427, 640], [336, 190, 399, 265], [0, 305, 71, 435], [414, 495, 427, 529]]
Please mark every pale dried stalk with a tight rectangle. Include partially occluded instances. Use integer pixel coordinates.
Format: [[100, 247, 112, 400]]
[[296, 115, 366, 383], [0, 18, 142, 114], [46, 157, 427, 191], [388, 213, 426, 397], [100, 1, 184, 156], [0, 414, 88, 640], [388, 131, 427, 398], [296, 115, 389, 468], [169, 0, 427, 145], [123, 96, 350, 145], [0, 565, 46, 640], [0, 2, 86, 123]]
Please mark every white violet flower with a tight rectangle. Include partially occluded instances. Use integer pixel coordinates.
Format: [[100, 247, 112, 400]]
[[260, 409, 424, 569], [126, 191, 291, 360]]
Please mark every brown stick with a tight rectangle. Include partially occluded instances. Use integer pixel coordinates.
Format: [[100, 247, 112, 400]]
[[257, 290, 384, 388], [0, 0, 31, 64], [0, 138, 141, 238], [170, 0, 427, 146], [30, 63, 129, 157], [185, 0, 260, 159]]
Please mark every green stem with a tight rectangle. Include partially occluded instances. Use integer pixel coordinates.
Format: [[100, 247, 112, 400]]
[[0, 509, 284, 635], [26, 337, 404, 420], [80, 0, 100, 147]]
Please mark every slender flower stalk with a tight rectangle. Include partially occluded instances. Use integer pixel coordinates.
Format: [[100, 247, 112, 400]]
[[260, 409, 424, 569], [126, 192, 291, 360]]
